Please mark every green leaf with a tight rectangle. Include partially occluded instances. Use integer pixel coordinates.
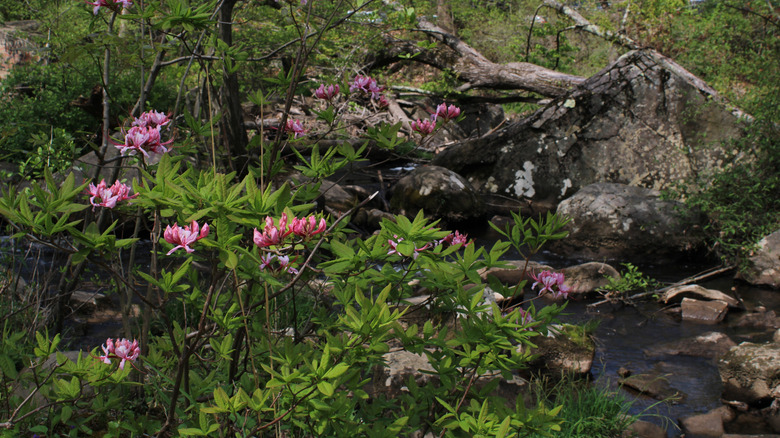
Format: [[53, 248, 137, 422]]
[[317, 381, 335, 397], [60, 405, 73, 424], [322, 363, 349, 379]]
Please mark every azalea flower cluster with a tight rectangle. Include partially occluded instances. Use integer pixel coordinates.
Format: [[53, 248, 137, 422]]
[[87, 0, 132, 15], [86, 179, 137, 210], [253, 213, 327, 275], [411, 103, 462, 137], [386, 230, 470, 259], [313, 83, 339, 101], [114, 110, 172, 159], [99, 338, 140, 370], [164, 221, 210, 255], [349, 75, 389, 107], [253, 213, 326, 248], [284, 119, 307, 138], [530, 270, 570, 300]]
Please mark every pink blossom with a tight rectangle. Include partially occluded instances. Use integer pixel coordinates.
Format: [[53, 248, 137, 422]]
[[349, 75, 383, 99], [290, 215, 326, 240], [163, 221, 209, 255], [99, 338, 140, 370], [530, 270, 570, 300], [133, 110, 170, 128], [87, 0, 132, 15], [284, 119, 306, 138], [86, 179, 137, 210], [253, 213, 292, 248], [439, 230, 469, 247], [411, 119, 436, 136], [434, 103, 461, 121], [259, 254, 299, 275], [313, 84, 339, 101], [387, 236, 403, 257], [114, 125, 172, 159], [377, 95, 389, 108]]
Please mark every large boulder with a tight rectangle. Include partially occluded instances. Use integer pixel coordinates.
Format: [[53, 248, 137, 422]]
[[719, 341, 780, 405], [390, 165, 484, 222], [737, 229, 780, 289], [432, 49, 746, 208], [549, 183, 704, 261]]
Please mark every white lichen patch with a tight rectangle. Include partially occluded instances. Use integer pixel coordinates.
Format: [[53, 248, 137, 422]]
[[622, 218, 633, 232], [508, 161, 536, 198], [560, 178, 572, 197], [419, 185, 432, 196], [485, 176, 499, 193]]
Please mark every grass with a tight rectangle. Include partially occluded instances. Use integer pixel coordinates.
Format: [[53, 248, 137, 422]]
[[530, 375, 639, 438]]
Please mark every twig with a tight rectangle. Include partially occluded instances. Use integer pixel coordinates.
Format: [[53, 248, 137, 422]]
[[588, 264, 736, 308]]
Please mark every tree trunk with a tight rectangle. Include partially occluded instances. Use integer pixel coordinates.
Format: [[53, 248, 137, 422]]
[[369, 17, 585, 97], [219, 0, 248, 172]]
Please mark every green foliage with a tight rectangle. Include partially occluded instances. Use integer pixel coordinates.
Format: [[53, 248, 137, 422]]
[[596, 263, 658, 298]]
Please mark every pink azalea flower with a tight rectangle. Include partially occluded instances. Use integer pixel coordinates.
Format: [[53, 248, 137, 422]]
[[259, 254, 299, 275], [133, 110, 170, 128], [114, 125, 172, 159], [163, 221, 209, 255], [530, 270, 570, 300], [284, 119, 306, 138], [313, 84, 339, 100], [349, 75, 383, 99], [253, 213, 292, 248], [377, 94, 389, 108], [387, 236, 403, 257], [434, 103, 461, 121], [87, 0, 132, 15], [439, 230, 469, 247], [99, 338, 140, 370], [411, 118, 436, 136], [86, 179, 137, 210], [290, 215, 326, 240]]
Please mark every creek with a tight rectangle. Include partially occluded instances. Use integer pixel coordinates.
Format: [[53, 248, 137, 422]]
[[3, 225, 778, 437]]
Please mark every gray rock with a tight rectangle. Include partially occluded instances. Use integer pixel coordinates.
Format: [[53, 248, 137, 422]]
[[619, 367, 685, 401], [644, 331, 737, 359], [622, 420, 667, 438], [719, 341, 780, 405], [550, 183, 704, 261], [390, 165, 483, 222], [561, 262, 621, 296], [732, 309, 780, 331], [68, 290, 112, 315], [479, 260, 553, 286], [681, 298, 729, 325], [433, 49, 745, 209], [738, 229, 780, 289], [679, 409, 725, 437], [525, 325, 596, 376]]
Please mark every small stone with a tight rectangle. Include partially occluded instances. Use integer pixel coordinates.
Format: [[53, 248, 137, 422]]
[[679, 409, 724, 437], [622, 419, 667, 438], [681, 298, 728, 324]]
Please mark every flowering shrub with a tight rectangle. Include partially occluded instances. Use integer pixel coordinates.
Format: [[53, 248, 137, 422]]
[[0, 4, 576, 437]]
